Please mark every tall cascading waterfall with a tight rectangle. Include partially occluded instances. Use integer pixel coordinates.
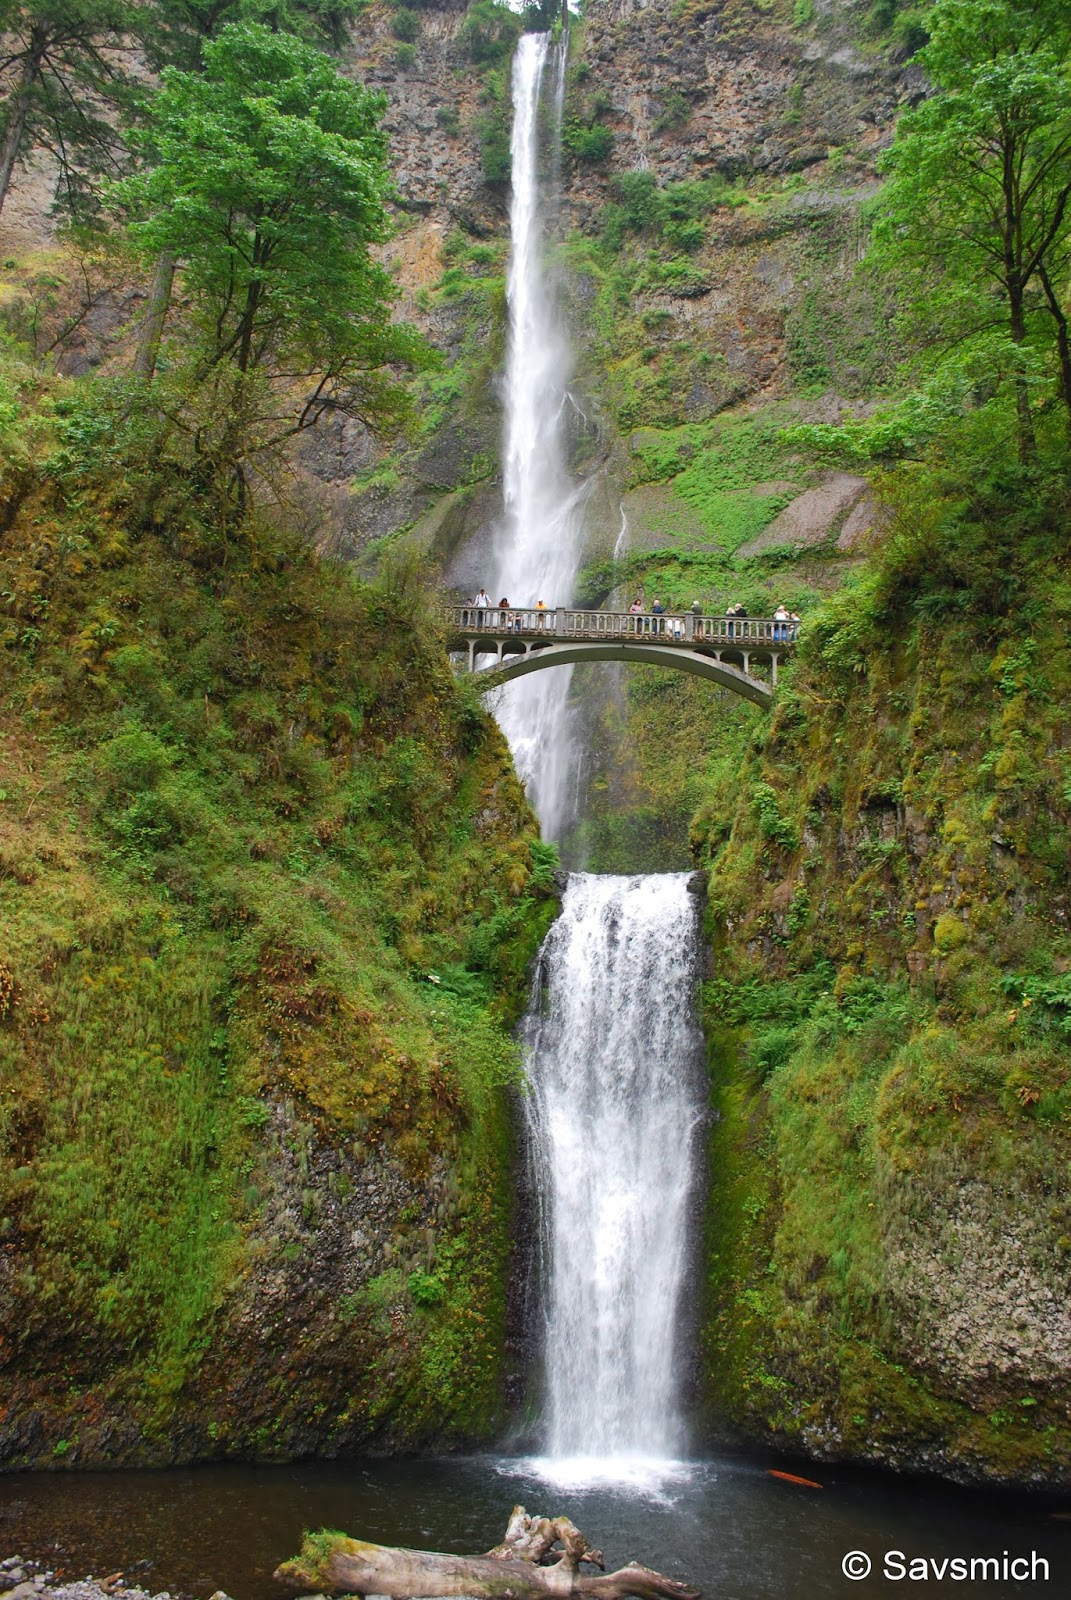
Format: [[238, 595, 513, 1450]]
[[489, 35, 707, 1487], [521, 874, 706, 1481], [487, 31, 587, 842]]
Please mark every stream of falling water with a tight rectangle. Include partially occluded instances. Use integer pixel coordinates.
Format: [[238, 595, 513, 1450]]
[[490, 35, 706, 1490], [520, 874, 705, 1486], [487, 30, 587, 842]]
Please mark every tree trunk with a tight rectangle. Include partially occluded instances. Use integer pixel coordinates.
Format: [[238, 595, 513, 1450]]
[[1038, 262, 1071, 444], [0, 26, 49, 219], [276, 1510, 701, 1600], [133, 251, 177, 382], [1009, 287, 1037, 463]]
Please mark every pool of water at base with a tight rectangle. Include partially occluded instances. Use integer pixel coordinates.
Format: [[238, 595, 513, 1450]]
[[1, 1454, 1069, 1600]]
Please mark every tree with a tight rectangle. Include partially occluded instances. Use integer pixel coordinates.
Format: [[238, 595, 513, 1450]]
[[128, 0, 363, 379], [113, 22, 426, 492], [876, 0, 1071, 458], [136, 0, 363, 74], [0, 0, 132, 221]]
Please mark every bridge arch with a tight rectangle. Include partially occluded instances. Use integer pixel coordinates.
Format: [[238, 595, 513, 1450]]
[[478, 640, 773, 707]]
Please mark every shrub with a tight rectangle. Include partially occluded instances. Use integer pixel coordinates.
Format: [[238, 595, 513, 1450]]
[[391, 7, 419, 40], [460, 0, 523, 67], [565, 121, 613, 163], [654, 91, 691, 132]]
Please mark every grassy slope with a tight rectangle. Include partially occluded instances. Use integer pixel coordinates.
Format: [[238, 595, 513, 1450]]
[[0, 366, 556, 1464]]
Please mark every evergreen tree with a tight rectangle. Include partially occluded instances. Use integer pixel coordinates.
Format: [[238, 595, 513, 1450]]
[[0, 0, 132, 220]]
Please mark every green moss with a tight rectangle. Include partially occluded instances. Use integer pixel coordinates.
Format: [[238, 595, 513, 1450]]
[[693, 461, 1071, 1480], [0, 368, 555, 1458]]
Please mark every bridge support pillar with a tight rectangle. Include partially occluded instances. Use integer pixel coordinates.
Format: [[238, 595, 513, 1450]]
[[742, 651, 750, 675], [467, 640, 474, 671], [771, 654, 778, 687]]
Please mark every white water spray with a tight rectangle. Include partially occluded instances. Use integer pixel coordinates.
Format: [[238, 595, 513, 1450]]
[[488, 32, 586, 841], [521, 873, 705, 1482]]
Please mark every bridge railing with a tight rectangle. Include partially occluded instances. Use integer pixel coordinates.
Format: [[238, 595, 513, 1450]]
[[447, 605, 799, 644]]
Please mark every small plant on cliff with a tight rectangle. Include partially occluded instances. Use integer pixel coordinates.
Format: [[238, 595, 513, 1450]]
[[390, 7, 419, 41], [563, 117, 614, 164], [654, 91, 691, 133]]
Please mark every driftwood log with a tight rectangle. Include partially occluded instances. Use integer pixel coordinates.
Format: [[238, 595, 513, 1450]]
[[275, 1506, 701, 1600]]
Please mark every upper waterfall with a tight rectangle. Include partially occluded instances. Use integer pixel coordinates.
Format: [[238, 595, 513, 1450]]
[[487, 31, 587, 842]]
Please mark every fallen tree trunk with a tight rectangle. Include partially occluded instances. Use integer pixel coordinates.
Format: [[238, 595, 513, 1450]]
[[275, 1507, 701, 1600]]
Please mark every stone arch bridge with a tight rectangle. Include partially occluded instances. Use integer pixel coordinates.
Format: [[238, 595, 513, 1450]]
[[446, 605, 796, 708]]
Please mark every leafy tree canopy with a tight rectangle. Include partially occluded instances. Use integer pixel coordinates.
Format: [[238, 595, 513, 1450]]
[[138, 0, 365, 72], [113, 22, 428, 476], [875, 0, 1071, 456]]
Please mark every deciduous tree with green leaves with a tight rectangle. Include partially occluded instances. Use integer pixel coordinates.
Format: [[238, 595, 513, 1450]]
[[112, 21, 427, 499], [876, 0, 1071, 458]]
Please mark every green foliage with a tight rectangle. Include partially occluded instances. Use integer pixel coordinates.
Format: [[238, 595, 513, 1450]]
[[0, 389, 552, 1453], [752, 782, 800, 851], [654, 91, 691, 133], [460, 0, 522, 67], [113, 22, 427, 477], [474, 70, 511, 184], [601, 171, 743, 254], [390, 6, 418, 41], [874, 0, 1071, 458], [563, 117, 613, 164]]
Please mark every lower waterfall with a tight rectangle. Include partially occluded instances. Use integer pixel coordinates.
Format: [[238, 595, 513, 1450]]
[[520, 872, 706, 1483]]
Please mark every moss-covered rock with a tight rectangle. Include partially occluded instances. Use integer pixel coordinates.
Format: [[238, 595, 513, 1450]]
[[693, 473, 1071, 1486], [0, 379, 556, 1467]]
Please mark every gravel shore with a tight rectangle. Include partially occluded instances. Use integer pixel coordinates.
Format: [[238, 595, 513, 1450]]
[[0, 1556, 231, 1600]]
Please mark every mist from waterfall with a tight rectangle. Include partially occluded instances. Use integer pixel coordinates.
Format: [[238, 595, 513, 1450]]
[[487, 31, 586, 843], [520, 873, 705, 1485]]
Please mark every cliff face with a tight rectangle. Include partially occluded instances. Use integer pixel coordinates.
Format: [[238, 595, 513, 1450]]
[[300, 1, 915, 562]]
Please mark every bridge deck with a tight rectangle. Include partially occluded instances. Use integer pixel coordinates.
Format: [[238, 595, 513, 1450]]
[[446, 605, 798, 649]]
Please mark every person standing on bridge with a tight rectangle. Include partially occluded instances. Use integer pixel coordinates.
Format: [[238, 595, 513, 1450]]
[[651, 597, 665, 635], [773, 603, 790, 642], [498, 596, 510, 626], [536, 599, 547, 629], [473, 588, 491, 626]]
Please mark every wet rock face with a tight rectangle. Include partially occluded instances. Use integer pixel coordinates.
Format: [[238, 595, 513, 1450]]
[[885, 1168, 1071, 1395], [182, 1100, 458, 1459]]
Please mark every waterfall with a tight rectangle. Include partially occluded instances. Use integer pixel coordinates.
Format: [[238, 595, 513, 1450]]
[[487, 31, 586, 843], [521, 873, 705, 1482]]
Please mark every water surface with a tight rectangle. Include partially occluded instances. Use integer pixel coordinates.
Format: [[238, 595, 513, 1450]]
[[2, 1454, 1068, 1600]]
